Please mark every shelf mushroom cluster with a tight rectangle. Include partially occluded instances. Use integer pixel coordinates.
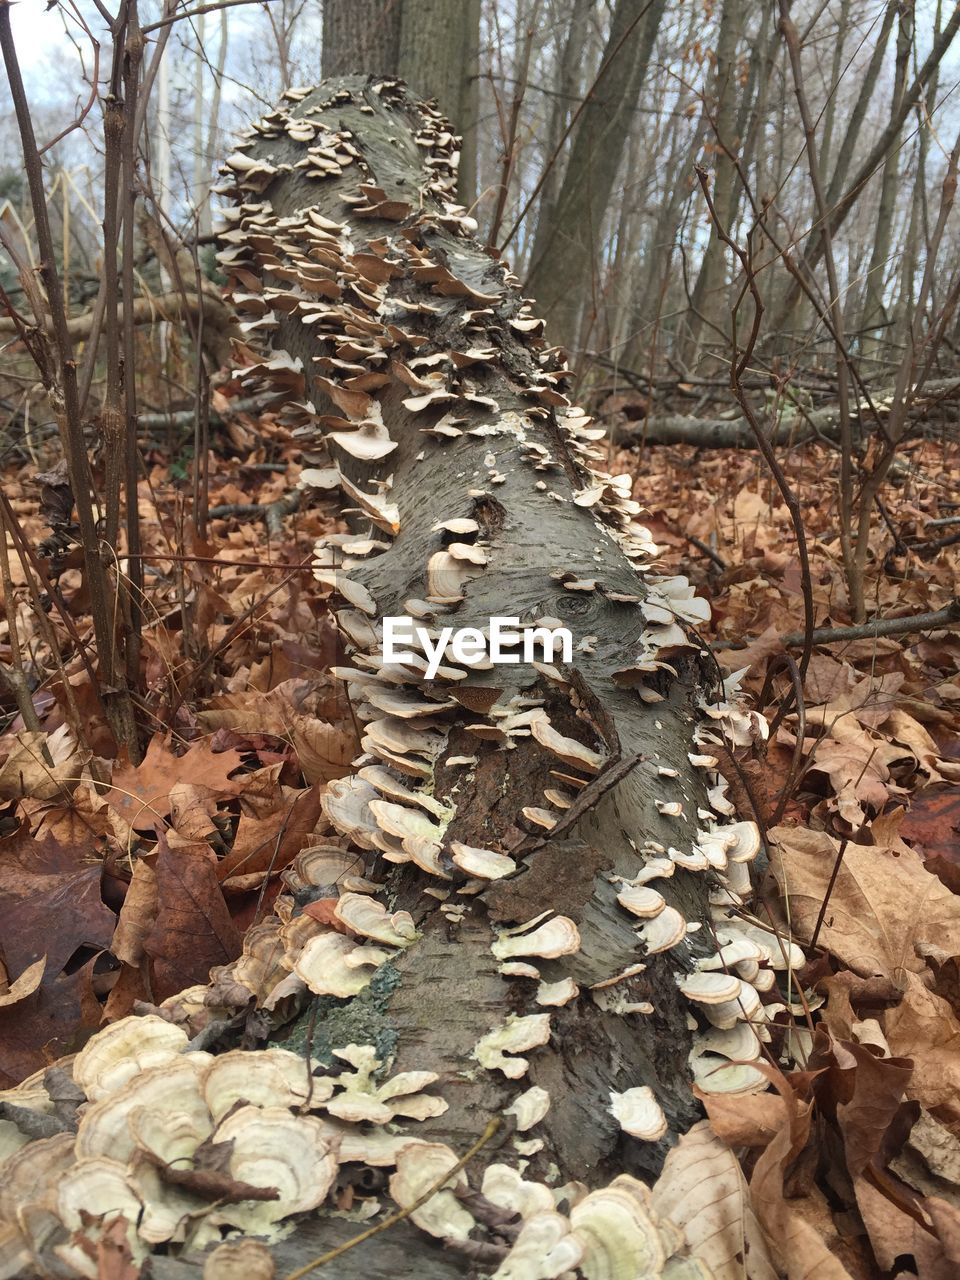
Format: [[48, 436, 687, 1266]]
[[0, 1018, 451, 1275], [0, 1017, 711, 1280], [216, 73, 810, 1126]]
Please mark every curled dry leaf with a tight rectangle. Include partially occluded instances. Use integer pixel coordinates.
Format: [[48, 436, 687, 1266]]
[[884, 972, 960, 1135], [769, 824, 960, 981], [143, 837, 242, 1003], [650, 1120, 777, 1280], [748, 1073, 858, 1279]]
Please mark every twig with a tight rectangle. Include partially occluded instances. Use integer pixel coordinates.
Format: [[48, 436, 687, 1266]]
[[136, 394, 275, 432], [281, 1118, 503, 1280], [674, 528, 726, 570], [782, 600, 960, 647], [694, 165, 815, 688], [0, 0, 134, 743], [141, 0, 277, 33], [916, 529, 960, 557], [0, 504, 44, 736], [810, 826, 861, 951]]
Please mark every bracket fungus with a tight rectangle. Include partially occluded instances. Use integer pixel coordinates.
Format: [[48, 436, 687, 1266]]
[[473, 1014, 553, 1079], [608, 1087, 669, 1143]]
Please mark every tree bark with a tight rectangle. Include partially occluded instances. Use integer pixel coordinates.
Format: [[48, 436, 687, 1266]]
[[321, 0, 402, 79], [321, 0, 480, 204], [525, 0, 666, 355], [860, 0, 914, 358], [684, 0, 743, 362], [774, 1, 960, 331], [0, 78, 767, 1279]]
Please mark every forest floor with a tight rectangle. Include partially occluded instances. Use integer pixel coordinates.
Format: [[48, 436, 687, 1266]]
[[1, 387, 960, 1277]]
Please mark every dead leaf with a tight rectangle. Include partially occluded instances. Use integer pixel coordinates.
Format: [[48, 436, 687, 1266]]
[[143, 836, 242, 1002], [111, 857, 158, 969], [901, 786, 960, 894], [697, 1085, 788, 1148], [891, 1111, 960, 1210], [216, 784, 323, 882], [0, 958, 100, 1087], [651, 1119, 778, 1279], [809, 1029, 913, 1179], [0, 957, 46, 1007], [749, 1072, 858, 1279], [770, 825, 960, 980], [287, 714, 355, 784], [0, 725, 84, 801], [884, 973, 960, 1136], [0, 824, 115, 981], [108, 736, 245, 831]]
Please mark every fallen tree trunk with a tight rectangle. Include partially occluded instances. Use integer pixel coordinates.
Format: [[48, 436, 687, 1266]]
[[611, 377, 960, 448], [0, 78, 785, 1279], [230, 71, 736, 1160], [213, 71, 771, 1257]]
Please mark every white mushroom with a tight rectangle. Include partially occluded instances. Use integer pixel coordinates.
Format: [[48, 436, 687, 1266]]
[[473, 1014, 552, 1079], [76, 1058, 211, 1165], [529, 711, 605, 773], [569, 1180, 666, 1279], [333, 892, 418, 946], [210, 1106, 338, 1236], [615, 886, 666, 919], [450, 841, 516, 879], [677, 972, 741, 1004], [482, 1163, 555, 1219], [500, 961, 542, 979], [388, 1142, 475, 1241], [504, 1085, 551, 1131], [608, 1086, 668, 1142], [492, 916, 581, 961], [637, 906, 687, 954], [73, 1015, 188, 1102], [491, 1210, 585, 1280], [293, 932, 383, 997], [200, 1049, 325, 1121], [536, 977, 579, 1006]]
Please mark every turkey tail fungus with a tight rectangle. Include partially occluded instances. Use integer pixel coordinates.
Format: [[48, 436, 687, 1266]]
[[213, 68, 771, 1182], [0, 79, 792, 1279]]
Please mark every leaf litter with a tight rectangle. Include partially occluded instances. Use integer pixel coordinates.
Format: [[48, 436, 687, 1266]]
[[0, 404, 958, 1273]]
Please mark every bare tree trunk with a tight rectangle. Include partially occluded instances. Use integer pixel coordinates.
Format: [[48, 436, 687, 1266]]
[[525, 0, 666, 354], [684, 0, 744, 363], [818, 0, 849, 180], [398, 0, 480, 205], [861, 0, 914, 360], [776, 0, 960, 331], [321, 0, 402, 77], [321, 0, 480, 204], [533, 0, 595, 238]]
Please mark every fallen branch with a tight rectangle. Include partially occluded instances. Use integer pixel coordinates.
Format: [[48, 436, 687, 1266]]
[[137, 394, 275, 433], [611, 377, 960, 448], [0, 289, 239, 358], [206, 491, 302, 538], [782, 600, 960, 647]]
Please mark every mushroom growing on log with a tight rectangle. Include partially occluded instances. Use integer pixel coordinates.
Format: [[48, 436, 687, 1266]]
[[0, 78, 790, 1279], [220, 69, 776, 1163]]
